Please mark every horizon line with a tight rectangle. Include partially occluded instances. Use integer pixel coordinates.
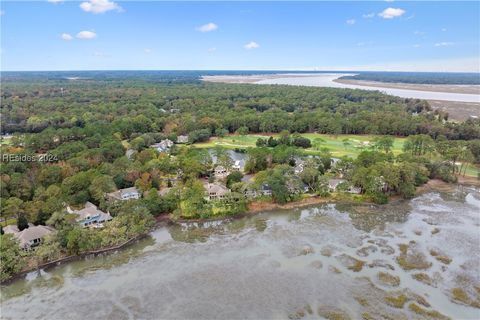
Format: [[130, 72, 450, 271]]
[[1, 69, 479, 74]]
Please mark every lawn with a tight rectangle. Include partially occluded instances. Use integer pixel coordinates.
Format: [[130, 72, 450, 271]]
[[194, 133, 479, 177], [195, 133, 406, 158]]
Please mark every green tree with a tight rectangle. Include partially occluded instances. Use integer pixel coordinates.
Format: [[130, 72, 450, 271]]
[[0, 234, 24, 281], [89, 175, 116, 203], [374, 136, 394, 153]]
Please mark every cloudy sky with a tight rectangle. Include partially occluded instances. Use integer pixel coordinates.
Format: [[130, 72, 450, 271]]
[[1, 1, 479, 71]]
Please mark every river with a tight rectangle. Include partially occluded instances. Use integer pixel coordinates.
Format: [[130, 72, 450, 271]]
[[256, 74, 480, 103], [1, 185, 479, 319]]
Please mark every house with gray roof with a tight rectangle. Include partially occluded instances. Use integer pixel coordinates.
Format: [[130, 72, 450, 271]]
[[151, 139, 174, 153], [205, 183, 230, 201], [107, 187, 141, 201], [177, 135, 189, 144], [69, 202, 112, 228], [4, 224, 54, 250]]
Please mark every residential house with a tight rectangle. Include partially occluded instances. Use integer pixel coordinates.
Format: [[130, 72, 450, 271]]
[[294, 160, 305, 175], [126, 149, 136, 160], [214, 165, 229, 178], [232, 160, 242, 171], [244, 188, 259, 199], [177, 135, 189, 144], [328, 178, 361, 194], [69, 202, 112, 228], [107, 187, 141, 201], [205, 183, 230, 201], [331, 157, 340, 167], [4, 224, 54, 250], [328, 178, 346, 191], [262, 184, 272, 196], [151, 139, 174, 153]]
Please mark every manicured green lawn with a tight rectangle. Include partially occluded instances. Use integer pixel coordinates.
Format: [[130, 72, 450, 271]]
[[194, 133, 479, 177], [195, 133, 406, 158]]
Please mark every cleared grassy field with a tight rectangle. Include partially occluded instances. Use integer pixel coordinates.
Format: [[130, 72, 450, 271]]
[[195, 133, 406, 158]]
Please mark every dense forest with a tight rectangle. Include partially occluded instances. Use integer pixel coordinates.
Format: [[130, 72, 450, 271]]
[[1, 72, 479, 281], [1, 73, 479, 140]]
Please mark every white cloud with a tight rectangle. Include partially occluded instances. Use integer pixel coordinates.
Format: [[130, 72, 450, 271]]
[[362, 13, 375, 19], [413, 44, 421, 48], [0, 10, 4, 16], [346, 19, 356, 25], [76, 31, 97, 39], [196, 22, 218, 33], [385, 0, 395, 2], [441, 28, 447, 32], [80, 0, 122, 14], [47, 0, 64, 3], [413, 30, 426, 36], [435, 42, 454, 47], [61, 33, 73, 41], [208, 47, 217, 53], [144, 48, 152, 54], [93, 51, 110, 58], [244, 41, 260, 50], [357, 41, 374, 47], [378, 8, 406, 19]]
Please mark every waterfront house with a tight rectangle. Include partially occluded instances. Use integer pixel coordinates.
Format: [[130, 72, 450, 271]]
[[4, 224, 54, 250], [205, 183, 230, 201], [262, 184, 272, 196], [328, 178, 362, 194], [244, 188, 259, 199], [328, 178, 346, 191], [69, 202, 112, 228], [107, 187, 141, 201]]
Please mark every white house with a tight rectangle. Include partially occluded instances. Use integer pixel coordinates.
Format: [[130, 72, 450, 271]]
[[232, 160, 242, 171], [151, 139, 174, 153], [107, 187, 141, 201], [69, 202, 112, 228]]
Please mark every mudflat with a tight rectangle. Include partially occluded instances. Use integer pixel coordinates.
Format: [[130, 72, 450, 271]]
[[334, 78, 480, 95]]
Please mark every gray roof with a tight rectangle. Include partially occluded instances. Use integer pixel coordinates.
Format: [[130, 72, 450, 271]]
[[329, 179, 346, 189], [3, 225, 19, 234], [74, 202, 111, 222], [6, 225, 54, 248], [206, 183, 230, 196], [107, 187, 140, 200]]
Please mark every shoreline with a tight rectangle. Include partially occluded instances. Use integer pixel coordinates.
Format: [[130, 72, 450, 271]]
[[334, 78, 480, 95], [3, 178, 478, 285]]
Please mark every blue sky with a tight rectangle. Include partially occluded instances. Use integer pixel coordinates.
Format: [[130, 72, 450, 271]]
[[1, 1, 479, 71]]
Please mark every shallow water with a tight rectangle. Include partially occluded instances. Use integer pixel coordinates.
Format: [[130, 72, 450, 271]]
[[1, 186, 479, 319], [256, 74, 480, 103]]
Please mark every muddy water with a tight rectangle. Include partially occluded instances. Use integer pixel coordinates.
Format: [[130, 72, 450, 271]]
[[256, 74, 480, 103], [1, 186, 479, 319]]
